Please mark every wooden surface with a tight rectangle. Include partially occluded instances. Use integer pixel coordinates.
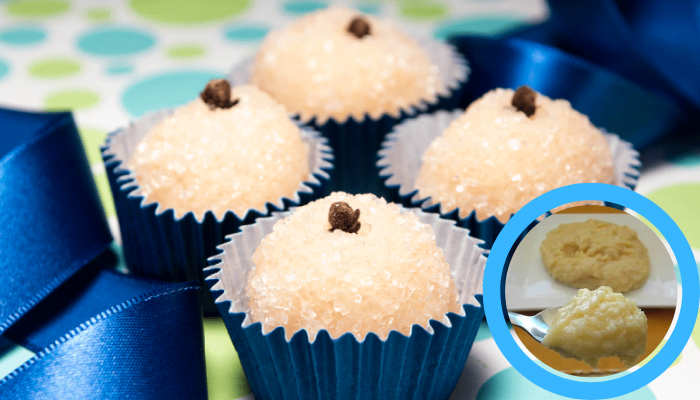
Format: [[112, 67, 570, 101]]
[[556, 205, 626, 214], [513, 308, 676, 375]]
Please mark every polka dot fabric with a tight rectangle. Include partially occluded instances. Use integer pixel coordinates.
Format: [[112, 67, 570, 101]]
[[1, 1, 699, 400]]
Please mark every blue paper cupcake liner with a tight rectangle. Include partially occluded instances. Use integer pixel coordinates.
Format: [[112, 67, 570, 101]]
[[377, 109, 642, 249], [102, 108, 333, 286], [205, 209, 486, 400], [228, 39, 469, 197]]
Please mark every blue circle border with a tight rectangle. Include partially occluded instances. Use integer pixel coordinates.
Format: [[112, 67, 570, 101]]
[[484, 183, 698, 398]]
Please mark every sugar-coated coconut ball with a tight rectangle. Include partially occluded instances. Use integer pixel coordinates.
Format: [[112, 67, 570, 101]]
[[128, 84, 310, 218], [246, 192, 461, 340], [250, 6, 445, 124], [415, 87, 615, 223]]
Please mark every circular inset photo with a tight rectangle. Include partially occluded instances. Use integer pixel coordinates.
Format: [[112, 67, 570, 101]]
[[505, 204, 677, 376]]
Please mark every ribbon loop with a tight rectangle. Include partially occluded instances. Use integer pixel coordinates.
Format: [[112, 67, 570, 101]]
[[0, 109, 112, 333], [548, 0, 700, 111], [448, 36, 689, 150], [0, 108, 207, 399]]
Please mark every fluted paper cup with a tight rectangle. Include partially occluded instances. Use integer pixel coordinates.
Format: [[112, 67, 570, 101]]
[[229, 39, 469, 197], [205, 209, 486, 400], [378, 109, 641, 248], [102, 109, 333, 287]]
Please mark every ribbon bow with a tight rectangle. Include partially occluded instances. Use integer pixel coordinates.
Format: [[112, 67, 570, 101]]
[[0, 108, 207, 399], [548, 0, 700, 112], [449, 0, 699, 151]]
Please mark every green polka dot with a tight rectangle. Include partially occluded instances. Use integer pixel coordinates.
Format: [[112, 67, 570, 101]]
[[130, 0, 250, 25], [646, 184, 700, 249], [204, 318, 252, 400], [692, 309, 700, 349], [93, 171, 116, 218], [86, 7, 112, 22], [638, 340, 682, 368], [399, 1, 448, 20], [167, 44, 206, 59], [6, 0, 70, 18], [29, 58, 81, 78], [45, 90, 99, 110], [78, 127, 107, 165]]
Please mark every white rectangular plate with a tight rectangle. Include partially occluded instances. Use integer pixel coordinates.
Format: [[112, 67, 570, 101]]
[[505, 213, 677, 311]]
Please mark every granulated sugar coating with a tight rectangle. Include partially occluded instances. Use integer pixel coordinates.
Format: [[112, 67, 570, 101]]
[[249, 6, 445, 124], [246, 193, 461, 341], [415, 88, 615, 223], [128, 85, 310, 218]]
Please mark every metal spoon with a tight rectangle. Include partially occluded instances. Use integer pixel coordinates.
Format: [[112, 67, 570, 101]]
[[508, 306, 561, 343]]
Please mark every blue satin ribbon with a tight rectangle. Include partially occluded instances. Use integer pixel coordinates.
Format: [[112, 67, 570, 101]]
[[548, 0, 700, 112], [1, 2, 696, 395], [0, 109, 111, 332], [448, 35, 690, 150], [0, 108, 207, 398]]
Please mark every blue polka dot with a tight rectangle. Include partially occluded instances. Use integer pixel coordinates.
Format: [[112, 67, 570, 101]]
[[106, 64, 133, 75], [474, 320, 492, 341], [283, 1, 327, 14], [477, 368, 657, 400], [0, 27, 46, 46], [224, 24, 269, 41], [0, 59, 9, 80], [122, 70, 222, 117], [355, 4, 380, 15], [434, 16, 527, 39], [78, 27, 155, 56], [670, 154, 700, 167]]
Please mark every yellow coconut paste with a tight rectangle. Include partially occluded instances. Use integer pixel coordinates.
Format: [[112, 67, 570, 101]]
[[540, 219, 650, 292], [542, 287, 647, 367]]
